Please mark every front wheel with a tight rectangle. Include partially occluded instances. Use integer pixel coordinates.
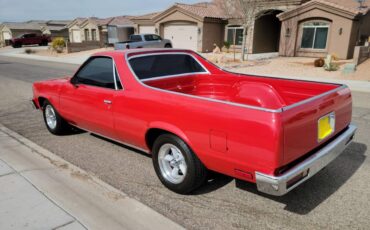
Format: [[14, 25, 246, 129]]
[[42, 101, 69, 135], [152, 134, 207, 194], [164, 44, 172, 48]]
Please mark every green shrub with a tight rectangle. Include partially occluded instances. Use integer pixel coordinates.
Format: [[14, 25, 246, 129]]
[[223, 41, 231, 53], [324, 55, 339, 71], [51, 37, 65, 53]]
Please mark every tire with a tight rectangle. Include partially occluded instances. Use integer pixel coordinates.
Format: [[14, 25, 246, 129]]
[[164, 44, 172, 48], [12, 42, 21, 48], [152, 134, 207, 194], [42, 100, 69, 135]]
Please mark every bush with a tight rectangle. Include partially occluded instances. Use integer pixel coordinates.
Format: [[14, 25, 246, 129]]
[[314, 58, 325, 67], [51, 37, 65, 53], [324, 55, 339, 71], [223, 41, 231, 52], [24, 48, 36, 54]]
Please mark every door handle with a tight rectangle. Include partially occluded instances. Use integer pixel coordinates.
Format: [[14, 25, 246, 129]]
[[103, 100, 112, 105]]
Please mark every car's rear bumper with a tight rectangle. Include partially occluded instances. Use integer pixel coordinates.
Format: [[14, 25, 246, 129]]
[[255, 124, 357, 196]]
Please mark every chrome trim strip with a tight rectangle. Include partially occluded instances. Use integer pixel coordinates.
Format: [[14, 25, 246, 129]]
[[255, 124, 357, 196], [282, 85, 348, 111], [70, 124, 150, 154], [124, 51, 283, 113]]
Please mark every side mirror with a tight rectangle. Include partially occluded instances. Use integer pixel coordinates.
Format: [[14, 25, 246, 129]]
[[70, 77, 79, 88]]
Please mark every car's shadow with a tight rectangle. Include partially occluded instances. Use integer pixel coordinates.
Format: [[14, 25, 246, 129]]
[[69, 127, 367, 214], [234, 142, 367, 215]]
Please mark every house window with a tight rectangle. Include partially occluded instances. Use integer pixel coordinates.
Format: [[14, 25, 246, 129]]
[[84, 29, 90, 41], [91, 29, 97, 41], [227, 26, 244, 46], [301, 21, 329, 49]]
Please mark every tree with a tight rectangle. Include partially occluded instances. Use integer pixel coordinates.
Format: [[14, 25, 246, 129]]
[[217, 0, 260, 61]]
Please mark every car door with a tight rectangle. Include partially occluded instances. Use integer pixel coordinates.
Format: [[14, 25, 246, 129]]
[[59, 56, 122, 139]]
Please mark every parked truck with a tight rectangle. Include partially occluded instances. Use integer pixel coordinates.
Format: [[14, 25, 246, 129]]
[[32, 49, 356, 196], [114, 34, 172, 50], [11, 33, 51, 48]]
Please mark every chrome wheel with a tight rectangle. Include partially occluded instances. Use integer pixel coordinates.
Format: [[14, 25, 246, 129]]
[[45, 105, 57, 129], [158, 144, 187, 184]]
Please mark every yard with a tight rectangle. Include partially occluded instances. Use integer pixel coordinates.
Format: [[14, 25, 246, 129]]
[[203, 53, 370, 82]]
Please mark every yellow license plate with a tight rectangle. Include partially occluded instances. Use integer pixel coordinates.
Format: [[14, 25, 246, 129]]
[[318, 112, 335, 142]]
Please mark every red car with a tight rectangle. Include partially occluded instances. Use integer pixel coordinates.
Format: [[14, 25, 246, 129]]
[[11, 33, 51, 48], [32, 49, 357, 195]]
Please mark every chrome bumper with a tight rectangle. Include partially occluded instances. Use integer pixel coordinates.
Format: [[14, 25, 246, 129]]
[[255, 124, 357, 196]]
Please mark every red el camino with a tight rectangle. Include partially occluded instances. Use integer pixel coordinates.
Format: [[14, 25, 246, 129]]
[[32, 49, 357, 195]]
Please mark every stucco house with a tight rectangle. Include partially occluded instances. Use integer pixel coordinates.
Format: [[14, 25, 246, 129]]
[[66, 18, 87, 43], [41, 20, 71, 40], [107, 16, 135, 44], [132, 12, 161, 34], [278, 0, 370, 59], [0, 22, 42, 44], [132, 2, 228, 52], [67, 16, 135, 45]]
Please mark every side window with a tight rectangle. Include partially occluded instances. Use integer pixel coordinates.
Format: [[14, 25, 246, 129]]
[[75, 57, 115, 89], [144, 35, 161, 41]]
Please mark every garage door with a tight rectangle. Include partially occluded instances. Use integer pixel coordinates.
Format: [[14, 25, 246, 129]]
[[139, 26, 155, 34], [2, 31, 11, 40], [71, 30, 81, 43], [164, 24, 198, 51]]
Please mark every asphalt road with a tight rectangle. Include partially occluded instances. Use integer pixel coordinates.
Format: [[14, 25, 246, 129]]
[[0, 55, 369, 229]]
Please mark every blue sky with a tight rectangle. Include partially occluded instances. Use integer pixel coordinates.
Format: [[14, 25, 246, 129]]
[[0, 0, 209, 22]]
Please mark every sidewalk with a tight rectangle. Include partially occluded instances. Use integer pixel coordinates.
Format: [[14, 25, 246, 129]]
[[0, 124, 183, 230]]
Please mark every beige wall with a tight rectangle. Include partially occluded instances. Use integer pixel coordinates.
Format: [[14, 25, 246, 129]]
[[279, 8, 356, 59], [81, 22, 100, 41], [202, 20, 225, 52]]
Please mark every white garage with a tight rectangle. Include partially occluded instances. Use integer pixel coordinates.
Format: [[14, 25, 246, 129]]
[[2, 31, 11, 40], [71, 29, 81, 43], [139, 26, 156, 34], [163, 23, 198, 51]]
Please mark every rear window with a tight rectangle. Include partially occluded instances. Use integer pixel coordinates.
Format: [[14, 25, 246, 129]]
[[129, 54, 206, 80]]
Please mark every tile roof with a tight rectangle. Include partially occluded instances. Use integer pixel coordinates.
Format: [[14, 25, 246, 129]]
[[174, 2, 228, 19], [132, 12, 161, 20], [324, 0, 369, 14], [46, 20, 72, 26], [42, 25, 68, 31], [282, 0, 369, 16], [108, 16, 135, 26], [2, 22, 42, 30]]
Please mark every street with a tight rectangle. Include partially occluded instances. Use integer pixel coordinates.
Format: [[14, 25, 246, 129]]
[[0, 55, 369, 229]]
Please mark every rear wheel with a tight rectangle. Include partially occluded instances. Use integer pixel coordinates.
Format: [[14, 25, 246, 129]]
[[152, 134, 207, 194], [164, 44, 172, 48], [42, 100, 69, 135]]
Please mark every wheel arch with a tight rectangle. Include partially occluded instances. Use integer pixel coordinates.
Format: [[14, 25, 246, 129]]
[[145, 122, 191, 152]]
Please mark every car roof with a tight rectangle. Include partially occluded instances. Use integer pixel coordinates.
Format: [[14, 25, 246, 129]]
[[92, 48, 195, 58]]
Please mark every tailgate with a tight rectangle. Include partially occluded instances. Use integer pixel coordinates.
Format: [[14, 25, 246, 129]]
[[281, 85, 352, 165]]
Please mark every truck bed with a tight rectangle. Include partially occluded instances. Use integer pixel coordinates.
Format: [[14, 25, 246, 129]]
[[144, 73, 339, 110]]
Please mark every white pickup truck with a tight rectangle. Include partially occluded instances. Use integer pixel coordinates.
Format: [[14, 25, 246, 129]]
[[114, 34, 172, 50]]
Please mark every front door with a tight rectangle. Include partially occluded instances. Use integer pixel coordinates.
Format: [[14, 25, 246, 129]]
[[60, 57, 121, 138]]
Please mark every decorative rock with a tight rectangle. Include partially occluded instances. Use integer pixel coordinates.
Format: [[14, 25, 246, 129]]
[[342, 63, 357, 74]]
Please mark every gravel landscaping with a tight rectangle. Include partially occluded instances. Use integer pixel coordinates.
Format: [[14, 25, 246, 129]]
[[203, 53, 370, 82]]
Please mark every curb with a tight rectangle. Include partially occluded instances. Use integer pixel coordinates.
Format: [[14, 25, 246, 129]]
[[0, 124, 184, 230]]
